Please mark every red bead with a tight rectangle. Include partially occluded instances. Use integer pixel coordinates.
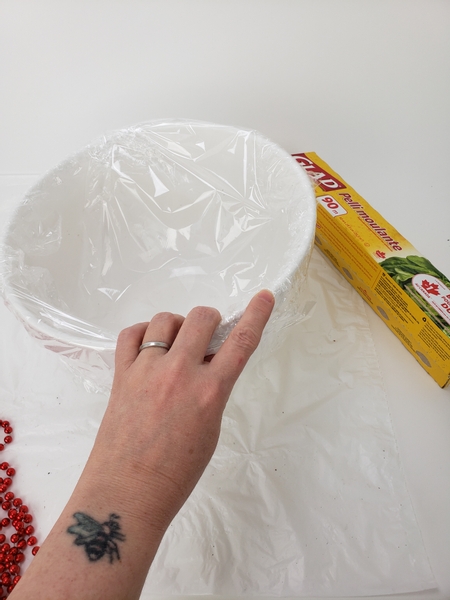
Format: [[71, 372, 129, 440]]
[[0, 445, 4, 452], [8, 510, 17, 520], [7, 584, 15, 594], [12, 498, 21, 507], [23, 514, 32, 524], [14, 521, 25, 533], [19, 505, 28, 514], [0, 486, 6, 494], [1, 543, 10, 552], [1, 422, 9, 429], [1, 519, 9, 528], [1, 503, 11, 511], [0, 463, 8, 471], [3, 428, 12, 435], [16, 540, 26, 550], [13, 575, 21, 585], [4, 492, 13, 502], [3, 479, 12, 488], [3, 437, 12, 445], [10, 534, 19, 544], [14, 553, 24, 563], [32, 546, 40, 556], [1, 572, 10, 584], [27, 536, 37, 546], [24, 525, 34, 536], [0, 535, 5, 544]]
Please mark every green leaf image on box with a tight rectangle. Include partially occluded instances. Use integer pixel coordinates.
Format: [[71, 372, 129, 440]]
[[380, 255, 450, 334]]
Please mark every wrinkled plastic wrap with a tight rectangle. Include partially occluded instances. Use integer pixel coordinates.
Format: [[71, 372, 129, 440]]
[[0, 120, 316, 391]]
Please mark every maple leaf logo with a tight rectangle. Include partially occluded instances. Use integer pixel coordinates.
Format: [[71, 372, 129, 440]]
[[422, 280, 440, 296]]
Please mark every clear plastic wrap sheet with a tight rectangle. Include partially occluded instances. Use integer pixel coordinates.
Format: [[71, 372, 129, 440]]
[[0, 175, 435, 596], [0, 120, 316, 391]]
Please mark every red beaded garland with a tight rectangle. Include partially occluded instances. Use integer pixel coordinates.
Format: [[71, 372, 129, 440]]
[[0, 420, 39, 597]]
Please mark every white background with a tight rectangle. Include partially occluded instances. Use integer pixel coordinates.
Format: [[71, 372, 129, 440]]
[[1, 1, 449, 598]]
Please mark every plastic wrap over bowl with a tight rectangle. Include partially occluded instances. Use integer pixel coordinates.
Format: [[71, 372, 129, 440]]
[[0, 120, 316, 390]]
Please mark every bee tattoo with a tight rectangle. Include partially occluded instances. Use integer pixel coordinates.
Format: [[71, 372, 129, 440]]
[[67, 512, 125, 563]]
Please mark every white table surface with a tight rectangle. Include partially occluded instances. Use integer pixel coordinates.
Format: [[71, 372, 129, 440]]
[[1, 2, 449, 598]]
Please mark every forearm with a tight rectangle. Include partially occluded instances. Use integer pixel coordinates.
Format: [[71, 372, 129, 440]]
[[10, 457, 170, 600]]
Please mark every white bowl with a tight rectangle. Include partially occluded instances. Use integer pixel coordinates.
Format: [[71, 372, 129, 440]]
[[1, 120, 316, 385]]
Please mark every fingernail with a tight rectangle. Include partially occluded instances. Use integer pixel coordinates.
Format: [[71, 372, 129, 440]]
[[258, 289, 275, 304]]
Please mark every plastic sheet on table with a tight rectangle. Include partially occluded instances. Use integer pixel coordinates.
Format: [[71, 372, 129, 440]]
[[0, 176, 435, 599]]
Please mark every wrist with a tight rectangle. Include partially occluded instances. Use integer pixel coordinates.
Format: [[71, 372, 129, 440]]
[[74, 449, 186, 540]]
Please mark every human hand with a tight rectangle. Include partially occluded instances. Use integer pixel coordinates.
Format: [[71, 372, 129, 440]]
[[89, 289, 275, 533], [10, 290, 274, 600]]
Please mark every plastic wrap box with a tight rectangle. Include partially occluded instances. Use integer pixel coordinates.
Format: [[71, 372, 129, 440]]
[[293, 152, 450, 388]]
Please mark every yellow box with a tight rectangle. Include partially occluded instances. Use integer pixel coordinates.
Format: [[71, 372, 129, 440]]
[[293, 152, 450, 388]]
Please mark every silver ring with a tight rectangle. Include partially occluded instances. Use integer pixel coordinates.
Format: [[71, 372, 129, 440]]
[[139, 341, 171, 352]]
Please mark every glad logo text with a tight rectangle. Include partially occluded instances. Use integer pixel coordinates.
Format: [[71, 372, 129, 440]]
[[293, 153, 346, 191]]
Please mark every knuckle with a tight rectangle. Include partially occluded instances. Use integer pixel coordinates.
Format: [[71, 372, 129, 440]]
[[151, 311, 176, 326], [231, 324, 260, 353], [117, 325, 136, 346], [117, 329, 129, 346], [190, 306, 221, 323]]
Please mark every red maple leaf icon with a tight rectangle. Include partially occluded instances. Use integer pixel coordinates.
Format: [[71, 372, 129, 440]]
[[422, 280, 440, 296]]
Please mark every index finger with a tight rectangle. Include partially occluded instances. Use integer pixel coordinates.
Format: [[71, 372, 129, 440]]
[[210, 289, 274, 386]]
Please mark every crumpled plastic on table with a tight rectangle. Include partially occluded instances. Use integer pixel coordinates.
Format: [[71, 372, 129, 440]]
[[0, 121, 316, 393], [0, 173, 435, 596]]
